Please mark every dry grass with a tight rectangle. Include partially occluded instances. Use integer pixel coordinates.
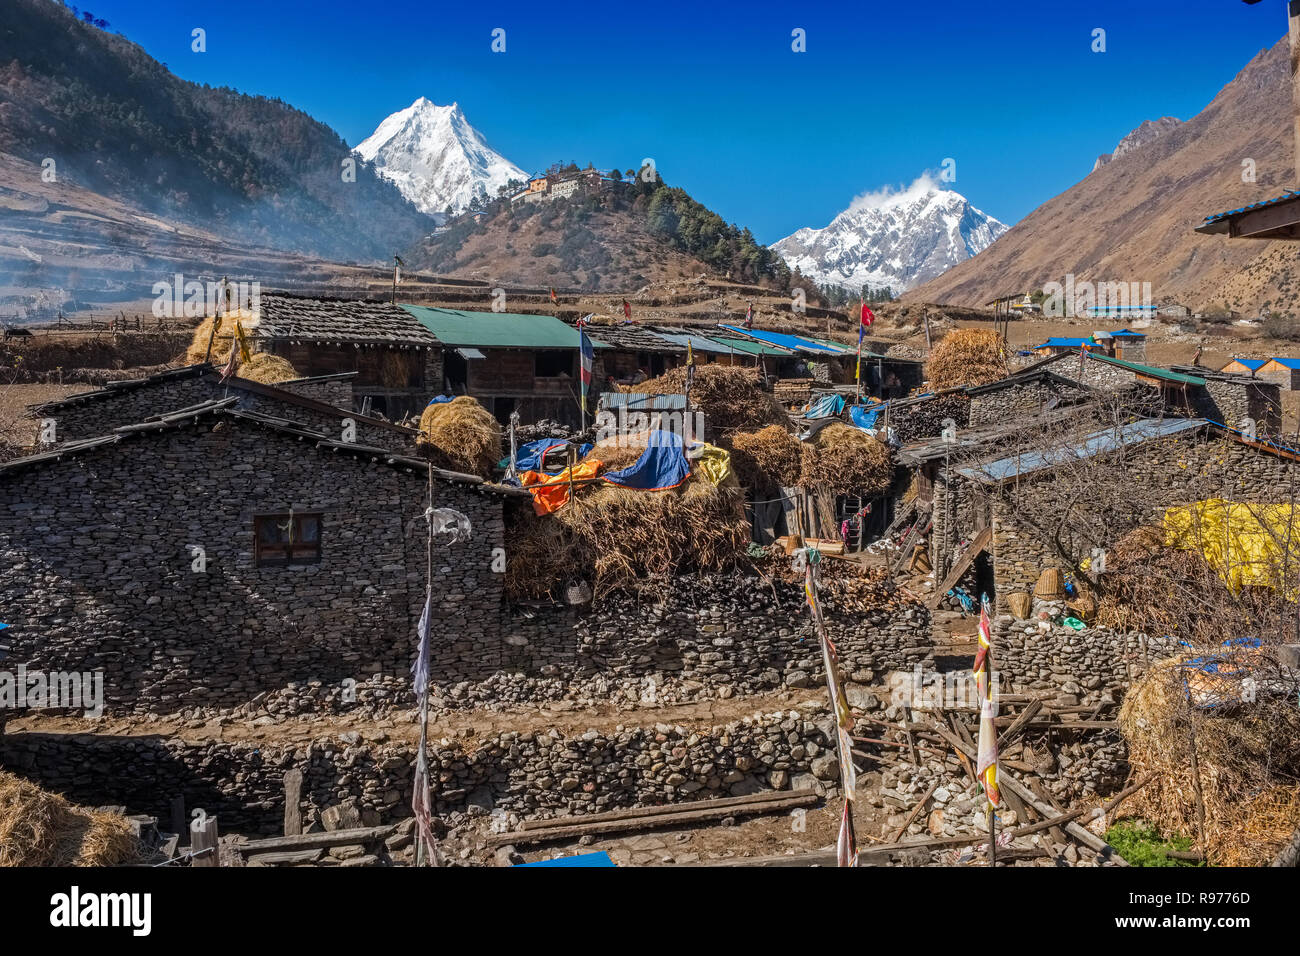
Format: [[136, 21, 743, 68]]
[[799, 423, 894, 496], [632, 365, 787, 435], [0, 771, 146, 866], [504, 469, 749, 600], [184, 315, 233, 364], [237, 352, 298, 384], [1119, 657, 1300, 865], [418, 396, 502, 478], [926, 328, 1008, 390], [728, 425, 802, 492]]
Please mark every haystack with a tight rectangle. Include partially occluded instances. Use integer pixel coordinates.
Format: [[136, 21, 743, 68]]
[[0, 771, 147, 866], [185, 315, 234, 364], [728, 425, 802, 492], [237, 352, 298, 384], [504, 467, 749, 600], [418, 396, 502, 478], [926, 328, 1008, 390], [1119, 657, 1300, 865], [633, 365, 786, 435], [799, 423, 893, 496]]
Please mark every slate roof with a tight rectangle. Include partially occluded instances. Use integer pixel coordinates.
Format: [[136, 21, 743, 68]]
[[573, 322, 685, 353], [0, 401, 524, 496], [257, 294, 439, 347]]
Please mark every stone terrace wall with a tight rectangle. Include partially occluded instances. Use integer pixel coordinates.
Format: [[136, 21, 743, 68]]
[[228, 572, 935, 718], [0, 705, 841, 835], [0, 419, 502, 716]]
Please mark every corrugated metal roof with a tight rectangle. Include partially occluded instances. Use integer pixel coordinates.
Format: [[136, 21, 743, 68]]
[[1086, 351, 1206, 385], [599, 393, 688, 411], [648, 327, 737, 354], [1198, 190, 1300, 232], [1221, 358, 1267, 372], [955, 418, 1207, 484], [401, 305, 607, 349], [709, 335, 794, 356], [1031, 337, 1097, 349], [1263, 357, 1300, 370], [573, 322, 685, 353], [715, 325, 850, 355]]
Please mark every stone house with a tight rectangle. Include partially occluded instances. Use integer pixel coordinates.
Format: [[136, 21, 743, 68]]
[[1258, 357, 1300, 391], [255, 294, 443, 420], [929, 417, 1300, 610], [0, 400, 517, 716], [965, 370, 1093, 428], [26, 364, 418, 452], [401, 305, 609, 427]]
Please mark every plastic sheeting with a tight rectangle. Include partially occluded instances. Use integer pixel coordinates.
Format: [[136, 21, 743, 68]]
[[1164, 498, 1300, 595], [848, 404, 883, 431], [602, 429, 690, 491], [688, 441, 731, 486], [803, 394, 846, 419]]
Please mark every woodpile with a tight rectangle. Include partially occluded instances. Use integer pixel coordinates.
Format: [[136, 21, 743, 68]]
[[891, 394, 971, 444], [773, 378, 814, 407]]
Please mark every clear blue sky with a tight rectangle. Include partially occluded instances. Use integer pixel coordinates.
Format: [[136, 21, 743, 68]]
[[81, 0, 1286, 243]]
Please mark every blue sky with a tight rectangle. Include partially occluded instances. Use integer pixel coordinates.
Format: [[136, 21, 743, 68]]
[[80, 0, 1286, 243]]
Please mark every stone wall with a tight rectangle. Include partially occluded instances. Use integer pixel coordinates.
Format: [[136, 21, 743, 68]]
[[1193, 379, 1282, 433], [0, 705, 842, 835], [276, 375, 354, 409], [967, 379, 1089, 428], [0, 415, 503, 716]]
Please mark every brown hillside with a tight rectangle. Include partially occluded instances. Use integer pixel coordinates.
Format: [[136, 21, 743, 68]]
[[907, 38, 1300, 317]]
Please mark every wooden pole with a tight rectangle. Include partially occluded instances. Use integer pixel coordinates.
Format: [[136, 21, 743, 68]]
[[1290, 0, 1300, 187], [283, 768, 303, 837], [191, 815, 219, 867]]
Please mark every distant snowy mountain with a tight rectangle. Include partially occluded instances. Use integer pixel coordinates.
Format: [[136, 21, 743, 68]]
[[354, 97, 526, 218], [772, 177, 1009, 294]]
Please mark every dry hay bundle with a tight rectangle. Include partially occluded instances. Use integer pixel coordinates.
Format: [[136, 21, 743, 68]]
[[504, 470, 749, 600], [799, 423, 893, 496], [0, 771, 146, 866], [1093, 526, 1269, 641], [417, 396, 502, 478], [238, 352, 298, 384], [185, 315, 234, 364], [632, 365, 786, 435], [926, 328, 1008, 390], [728, 425, 802, 492], [1119, 657, 1300, 865]]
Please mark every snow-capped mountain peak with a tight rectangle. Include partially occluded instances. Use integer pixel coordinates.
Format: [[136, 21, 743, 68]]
[[773, 175, 1008, 294], [354, 97, 526, 218]]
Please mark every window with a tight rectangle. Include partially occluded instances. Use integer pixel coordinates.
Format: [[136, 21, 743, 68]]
[[535, 351, 574, 378], [254, 512, 323, 566]]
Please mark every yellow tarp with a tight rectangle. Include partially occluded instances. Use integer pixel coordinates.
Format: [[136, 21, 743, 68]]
[[690, 442, 732, 487], [1163, 498, 1300, 595]]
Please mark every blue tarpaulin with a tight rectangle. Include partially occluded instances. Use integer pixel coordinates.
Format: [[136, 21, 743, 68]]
[[803, 394, 846, 419], [427, 395, 454, 405], [504, 438, 592, 473], [603, 429, 690, 490], [517, 852, 616, 867], [849, 405, 883, 431]]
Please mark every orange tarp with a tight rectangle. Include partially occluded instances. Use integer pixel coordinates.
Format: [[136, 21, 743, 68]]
[[519, 459, 603, 515]]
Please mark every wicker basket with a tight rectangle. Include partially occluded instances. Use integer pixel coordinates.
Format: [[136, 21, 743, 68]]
[[1007, 591, 1033, 620], [1033, 567, 1064, 601]]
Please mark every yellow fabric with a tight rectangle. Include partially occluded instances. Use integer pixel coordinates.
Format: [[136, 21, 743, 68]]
[[691, 442, 731, 487], [1163, 498, 1300, 596], [520, 459, 603, 515]]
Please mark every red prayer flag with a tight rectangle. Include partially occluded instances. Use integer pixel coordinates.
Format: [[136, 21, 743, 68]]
[[861, 303, 875, 327], [550, 287, 558, 304], [623, 299, 631, 319]]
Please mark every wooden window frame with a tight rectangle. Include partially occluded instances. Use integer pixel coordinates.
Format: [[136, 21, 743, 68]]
[[254, 512, 324, 567]]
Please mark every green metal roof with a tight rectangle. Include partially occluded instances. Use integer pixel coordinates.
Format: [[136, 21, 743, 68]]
[[710, 335, 794, 357], [400, 305, 609, 350], [1086, 351, 1206, 386]]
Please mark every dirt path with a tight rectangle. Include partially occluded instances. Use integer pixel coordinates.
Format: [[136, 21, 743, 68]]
[[7, 687, 825, 747]]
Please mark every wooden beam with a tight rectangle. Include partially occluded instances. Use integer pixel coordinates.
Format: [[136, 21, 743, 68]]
[[927, 526, 993, 608]]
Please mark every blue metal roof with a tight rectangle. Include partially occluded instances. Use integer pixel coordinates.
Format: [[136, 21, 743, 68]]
[[1108, 329, 1147, 337], [1031, 337, 1097, 349], [1266, 357, 1300, 370], [716, 325, 851, 355], [1222, 358, 1267, 372], [955, 418, 1207, 484], [1200, 190, 1300, 227]]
